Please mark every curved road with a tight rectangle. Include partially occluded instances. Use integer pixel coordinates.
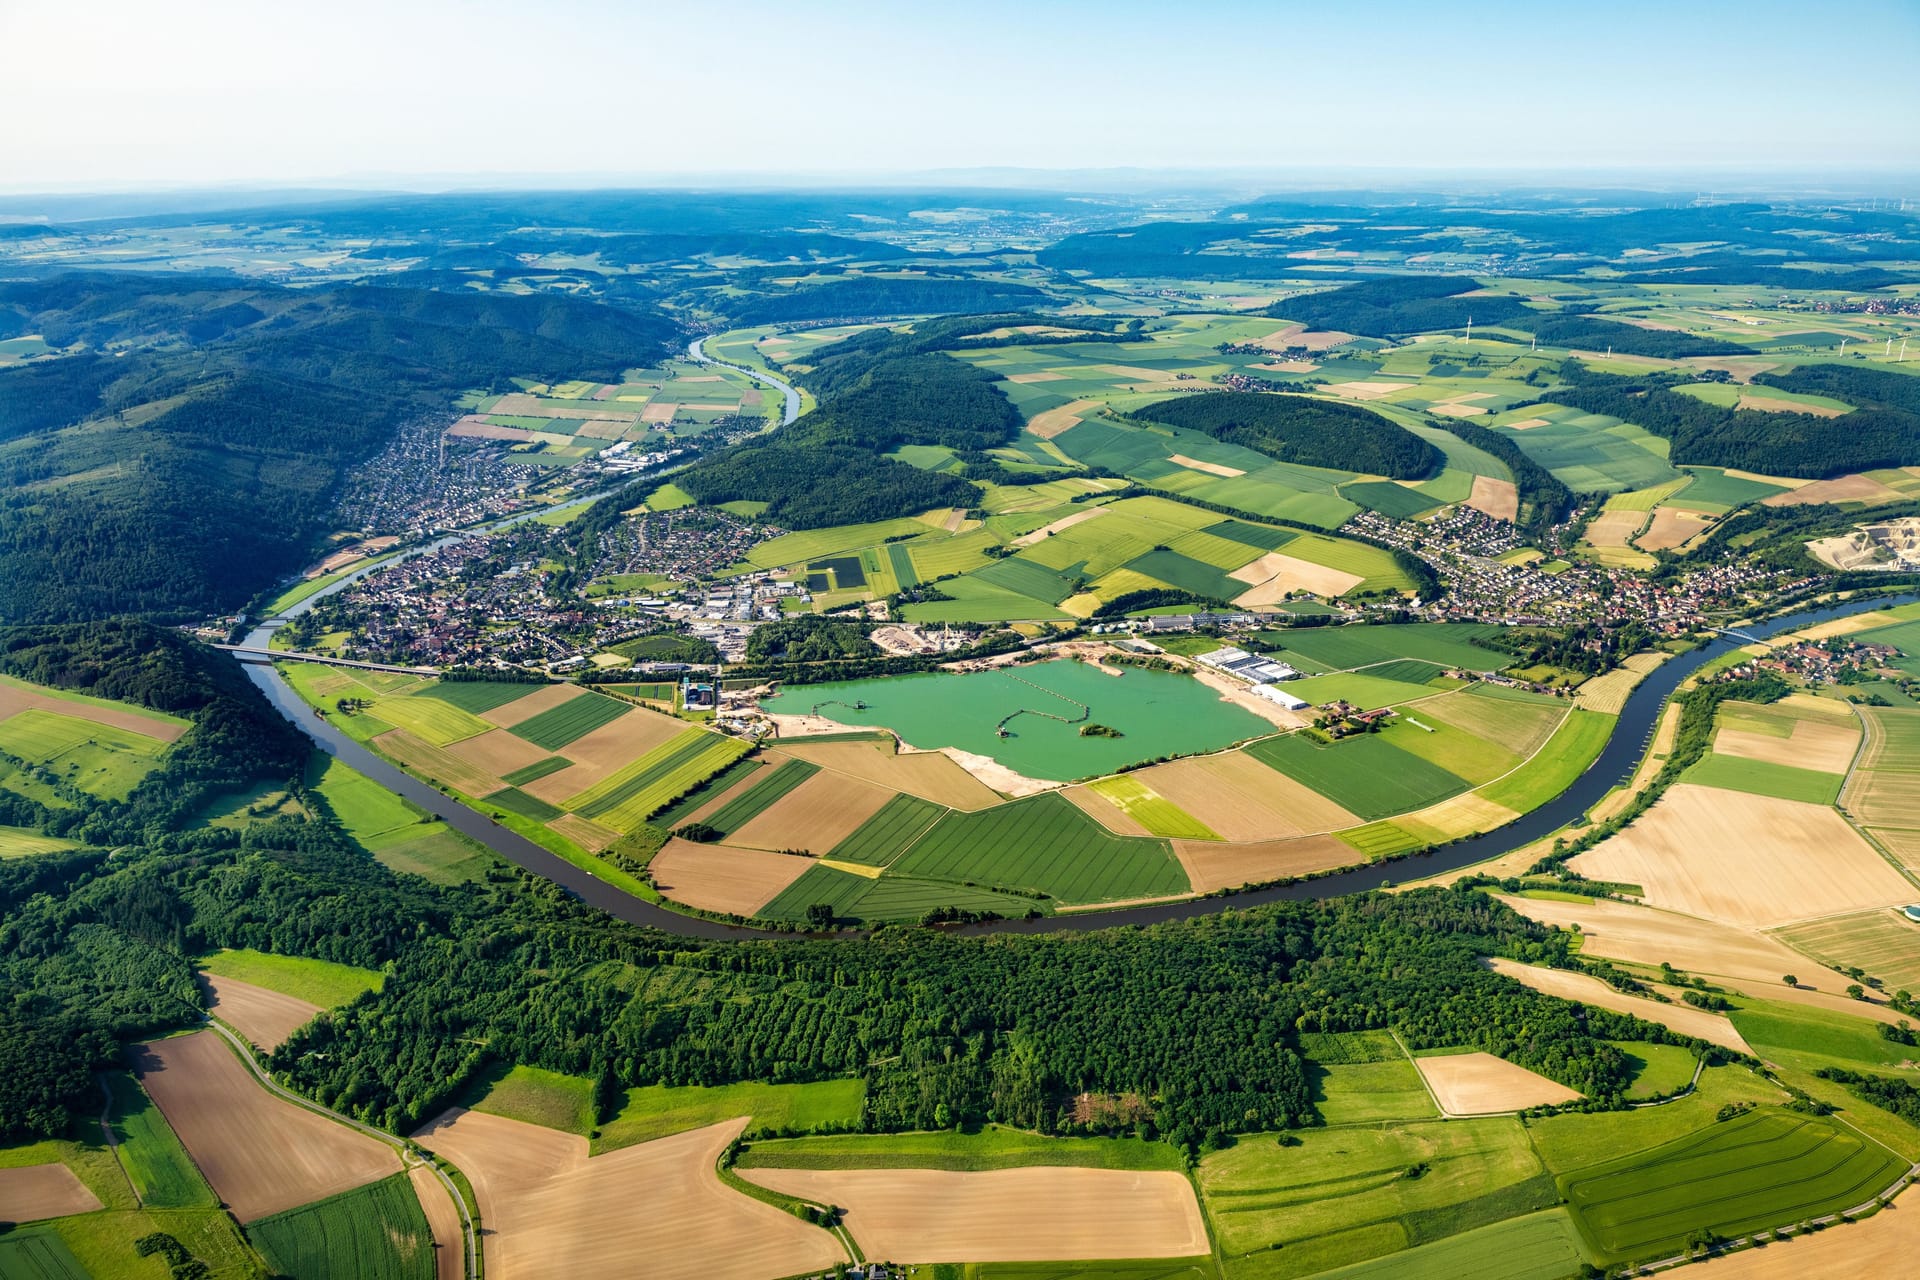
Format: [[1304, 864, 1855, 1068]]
[[201, 1019, 479, 1280], [239, 589, 1916, 940]]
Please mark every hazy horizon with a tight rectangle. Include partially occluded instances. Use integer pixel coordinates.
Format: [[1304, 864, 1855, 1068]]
[[7, 0, 1917, 195]]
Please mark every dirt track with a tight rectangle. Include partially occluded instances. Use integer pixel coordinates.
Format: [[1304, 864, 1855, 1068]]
[[135, 1029, 397, 1221], [742, 1165, 1208, 1262]]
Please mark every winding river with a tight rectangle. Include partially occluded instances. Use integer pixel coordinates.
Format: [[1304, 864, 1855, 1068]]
[[237, 585, 1914, 940]]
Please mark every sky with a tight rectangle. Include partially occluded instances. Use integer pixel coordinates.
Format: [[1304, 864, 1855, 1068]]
[[5, 0, 1918, 192]]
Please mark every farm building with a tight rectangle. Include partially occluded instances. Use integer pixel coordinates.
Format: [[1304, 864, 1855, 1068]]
[[1252, 684, 1311, 710]]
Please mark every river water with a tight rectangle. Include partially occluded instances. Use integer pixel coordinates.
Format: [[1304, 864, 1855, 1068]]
[[236, 590, 1913, 940]]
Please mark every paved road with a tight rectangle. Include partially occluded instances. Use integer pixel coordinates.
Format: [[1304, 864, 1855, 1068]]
[[217, 645, 434, 676], [688, 335, 802, 425], [202, 1020, 479, 1280]]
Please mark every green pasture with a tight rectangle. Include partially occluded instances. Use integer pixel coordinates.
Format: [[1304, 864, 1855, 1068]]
[[0, 708, 169, 801], [597, 1078, 866, 1152], [364, 826, 495, 886], [757, 863, 885, 923], [1283, 670, 1439, 708], [745, 516, 936, 569], [1382, 711, 1521, 786], [1682, 752, 1843, 805], [1312, 1057, 1438, 1125], [1729, 999, 1920, 1072], [1476, 710, 1615, 813], [825, 793, 947, 867], [1561, 1109, 1904, 1267], [1199, 1117, 1555, 1278], [199, 947, 383, 1008], [249, 1173, 434, 1280], [309, 756, 423, 845], [1245, 734, 1471, 822], [1526, 1067, 1777, 1177], [0, 758, 74, 812], [833, 874, 1047, 923], [1304, 1210, 1586, 1280], [507, 691, 631, 750], [469, 1063, 595, 1134], [887, 792, 1187, 904], [1612, 1043, 1700, 1100], [736, 1124, 1181, 1173], [0, 825, 78, 858]]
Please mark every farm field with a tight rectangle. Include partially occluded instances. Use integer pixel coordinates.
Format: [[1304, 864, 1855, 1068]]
[[647, 838, 815, 916], [1083, 775, 1218, 840], [0, 1164, 101, 1223], [1304, 1210, 1587, 1280], [199, 972, 322, 1052], [248, 1173, 435, 1280], [1570, 784, 1917, 928], [1560, 1109, 1906, 1267], [1483, 957, 1752, 1054], [469, 1063, 596, 1136], [100, 1071, 216, 1210], [742, 1165, 1208, 1262], [597, 1079, 866, 1152], [0, 673, 191, 742], [1773, 910, 1920, 994], [198, 947, 383, 1009], [1245, 733, 1470, 822], [413, 1110, 842, 1280], [887, 792, 1187, 904], [1132, 752, 1360, 843], [1674, 1193, 1920, 1278], [1261, 623, 1504, 673], [735, 1126, 1182, 1173], [1847, 705, 1920, 845], [1414, 1052, 1582, 1115], [0, 707, 171, 801], [1197, 1116, 1557, 1278], [133, 1029, 399, 1221]]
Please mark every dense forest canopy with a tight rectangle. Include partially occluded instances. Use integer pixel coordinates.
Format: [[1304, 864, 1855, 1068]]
[[1272, 276, 1538, 337], [1545, 362, 1920, 478], [0, 273, 679, 623], [1137, 391, 1442, 479]]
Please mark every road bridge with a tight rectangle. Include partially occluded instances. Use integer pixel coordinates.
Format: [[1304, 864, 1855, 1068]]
[[213, 645, 437, 676]]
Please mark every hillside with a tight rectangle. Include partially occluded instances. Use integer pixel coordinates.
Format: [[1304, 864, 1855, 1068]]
[[1138, 391, 1442, 479], [0, 273, 679, 622]]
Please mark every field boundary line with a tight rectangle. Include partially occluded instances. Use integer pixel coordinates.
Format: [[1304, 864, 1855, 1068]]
[[201, 1018, 480, 1280], [95, 1074, 141, 1208]]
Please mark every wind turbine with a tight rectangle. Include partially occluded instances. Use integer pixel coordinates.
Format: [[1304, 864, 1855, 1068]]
[[1465, 316, 1473, 344], [1888, 337, 1896, 358], [1902, 339, 1910, 363]]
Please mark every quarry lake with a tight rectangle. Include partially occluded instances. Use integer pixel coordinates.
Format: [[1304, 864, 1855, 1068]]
[[758, 659, 1273, 781]]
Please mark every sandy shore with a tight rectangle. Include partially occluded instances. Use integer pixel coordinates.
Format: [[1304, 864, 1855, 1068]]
[[938, 747, 1059, 798], [1188, 666, 1309, 731]]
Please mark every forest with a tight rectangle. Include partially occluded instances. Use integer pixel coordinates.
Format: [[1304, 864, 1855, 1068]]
[[1514, 313, 1753, 358], [0, 274, 680, 623], [1544, 363, 1920, 477], [1272, 275, 1537, 337], [0, 624, 1700, 1152], [728, 277, 1049, 324], [1137, 391, 1442, 479]]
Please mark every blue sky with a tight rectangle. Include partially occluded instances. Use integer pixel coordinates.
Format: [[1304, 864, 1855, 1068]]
[[4, 0, 1916, 190]]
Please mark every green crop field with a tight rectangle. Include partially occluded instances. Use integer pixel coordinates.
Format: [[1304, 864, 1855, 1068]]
[[1283, 670, 1440, 709], [366, 826, 494, 886], [199, 947, 383, 1007], [0, 709, 168, 800], [1384, 711, 1521, 785], [844, 875, 1054, 923], [759, 863, 888, 922], [363, 696, 491, 747], [1307, 1210, 1586, 1280], [1667, 467, 1789, 512], [1420, 689, 1571, 759], [737, 1124, 1183, 1173], [1246, 734, 1471, 821], [972, 555, 1085, 604], [470, 1063, 595, 1134], [415, 679, 555, 714], [499, 755, 572, 786], [1729, 999, 1920, 1071], [596, 1078, 866, 1152], [566, 728, 749, 830], [249, 1174, 434, 1280], [1086, 776, 1219, 839], [1498, 414, 1680, 493], [888, 792, 1187, 904], [745, 516, 935, 569], [1476, 710, 1615, 813], [1199, 1117, 1556, 1277], [928, 1263, 1212, 1280], [701, 758, 819, 834], [1561, 1109, 1905, 1266], [1613, 1042, 1699, 1100], [648, 756, 763, 827], [0, 1229, 91, 1280], [1123, 548, 1245, 601], [102, 1072, 215, 1208], [1682, 752, 1843, 804], [825, 793, 946, 866], [508, 691, 631, 750], [1264, 624, 1503, 672], [480, 785, 563, 820]]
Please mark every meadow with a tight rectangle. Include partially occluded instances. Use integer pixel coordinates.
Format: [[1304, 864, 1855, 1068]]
[[889, 792, 1187, 904], [0, 708, 169, 800], [1560, 1110, 1905, 1266], [101, 1072, 217, 1209], [1245, 734, 1471, 822], [597, 1079, 866, 1151], [736, 1125, 1183, 1173], [198, 947, 383, 1008]]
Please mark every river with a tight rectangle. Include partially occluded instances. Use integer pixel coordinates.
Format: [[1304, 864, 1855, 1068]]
[[236, 588, 1914, 941]]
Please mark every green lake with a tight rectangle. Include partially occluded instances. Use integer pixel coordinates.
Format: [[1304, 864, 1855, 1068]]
[[759, 659, 1272, 781]]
